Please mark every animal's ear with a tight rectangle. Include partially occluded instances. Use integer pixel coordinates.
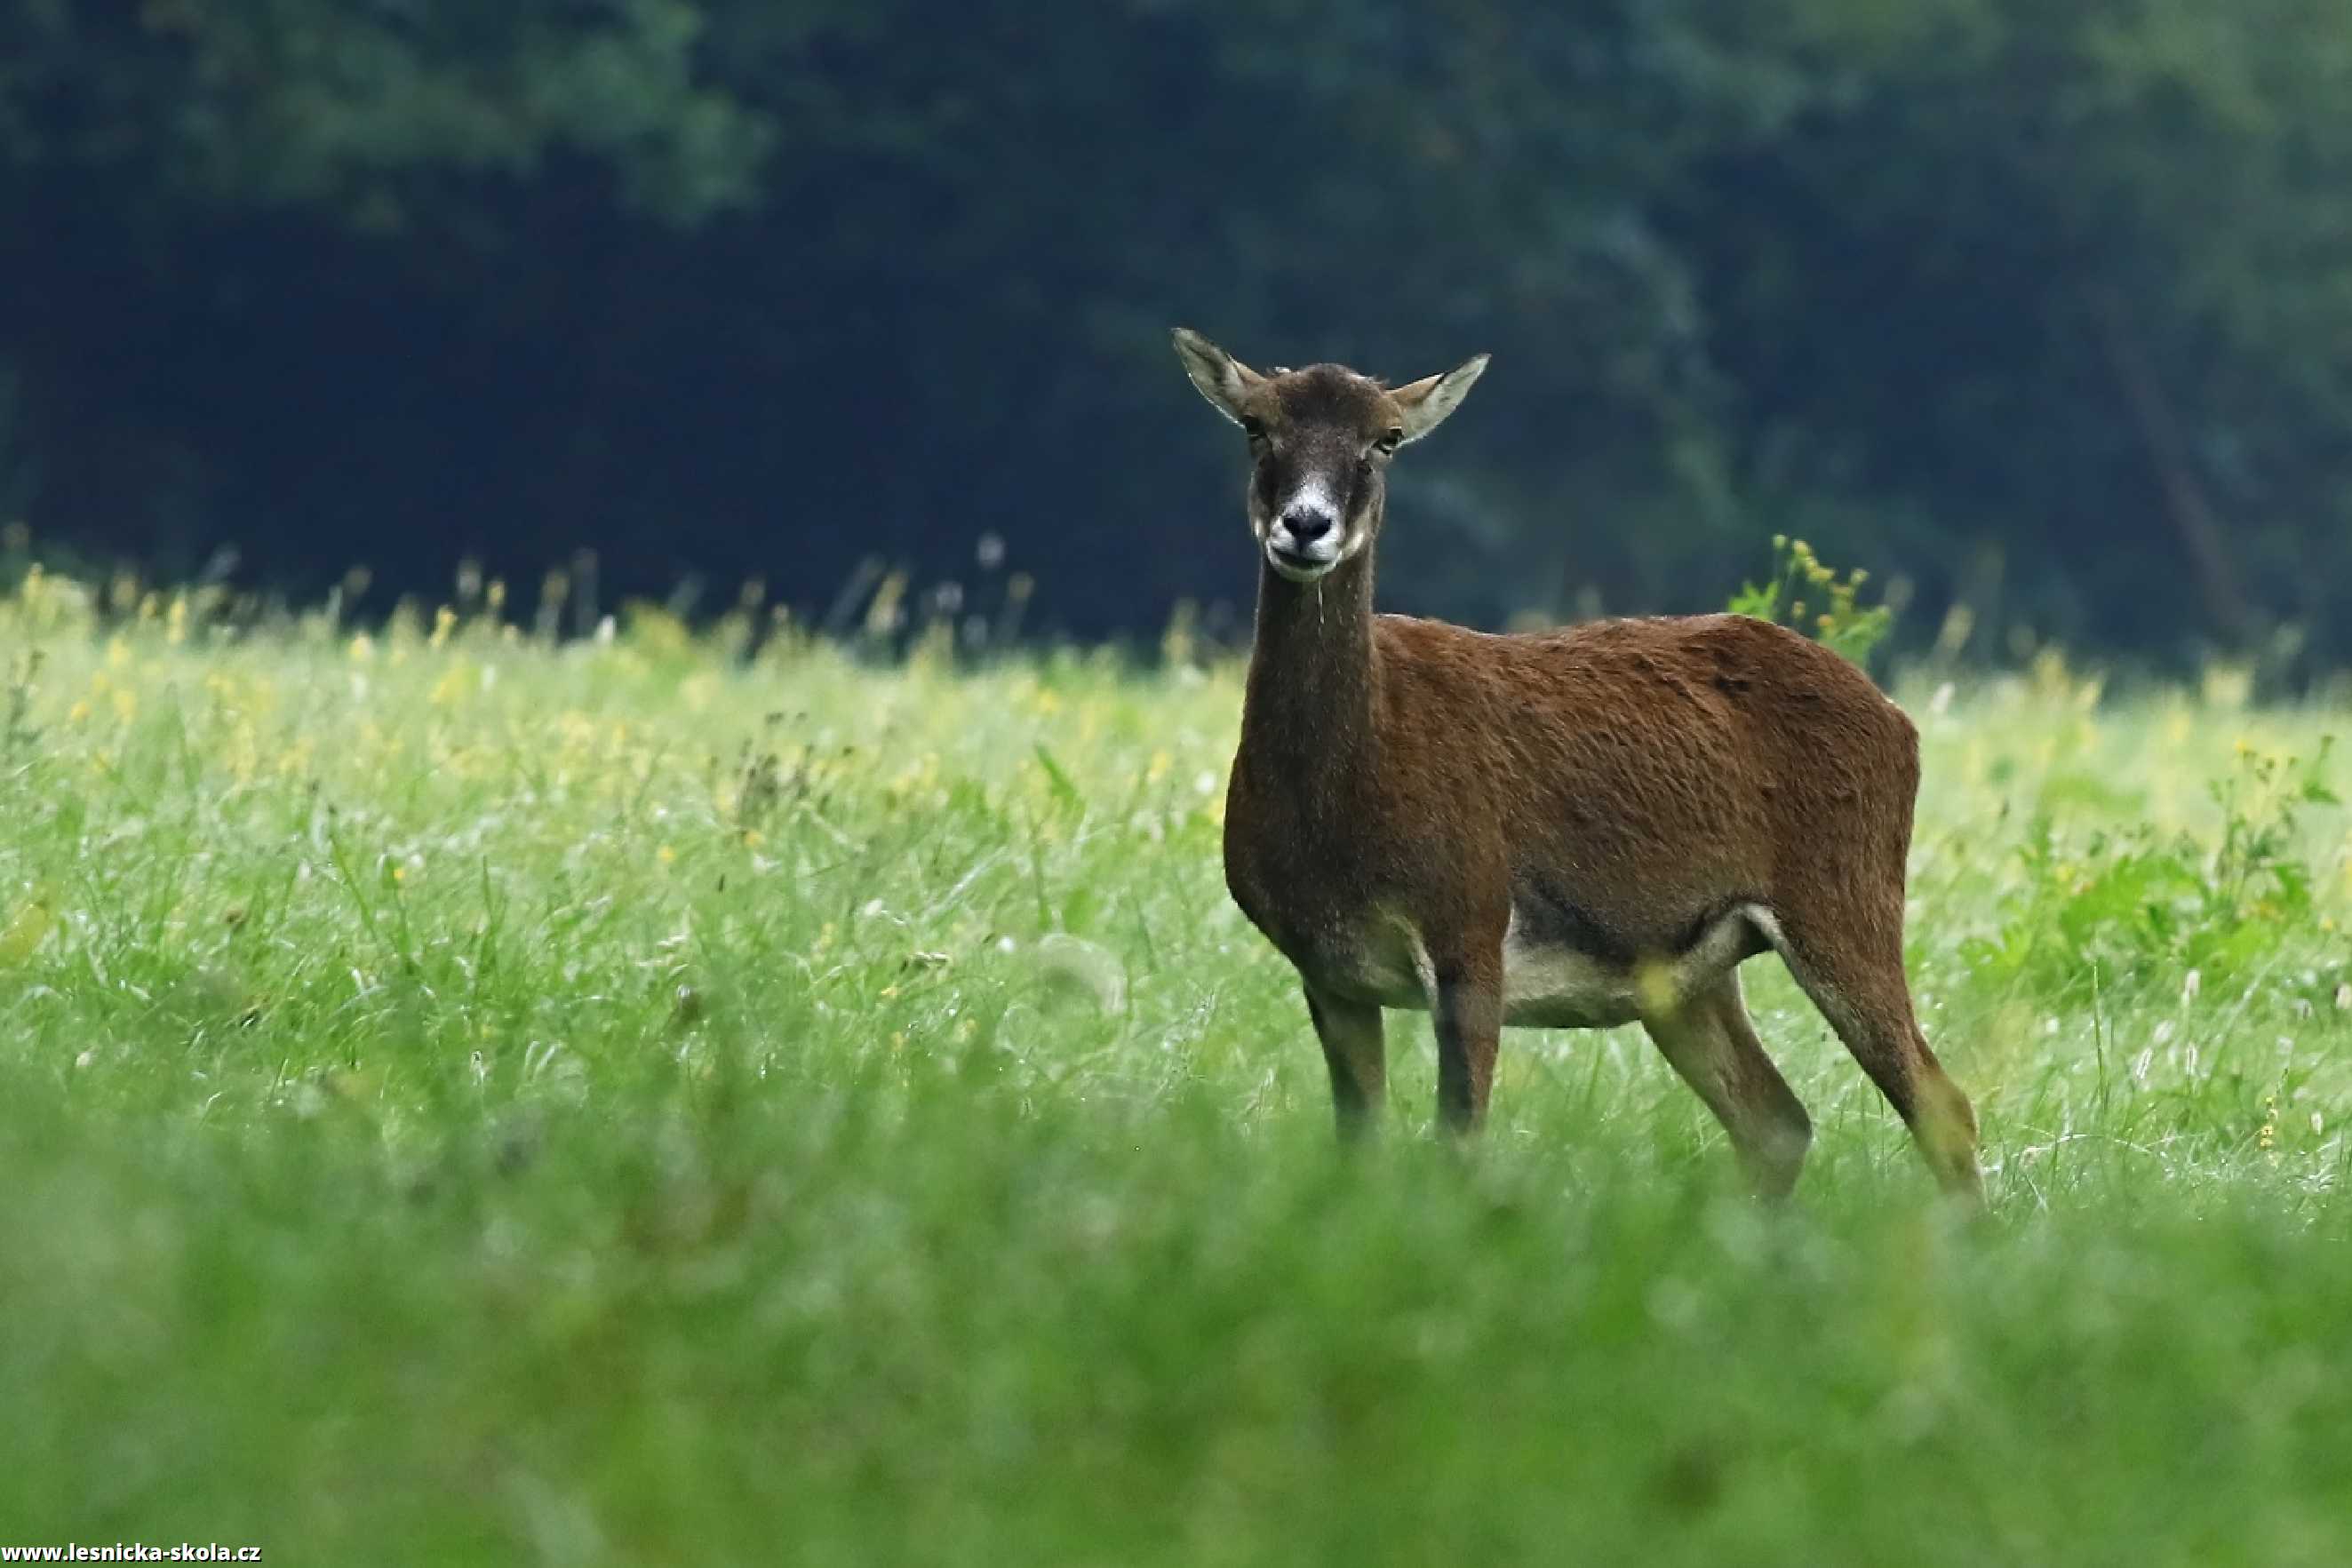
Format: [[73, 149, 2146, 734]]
[[1170, 328, 1264, 426], [1391, 354, 1489, 445]]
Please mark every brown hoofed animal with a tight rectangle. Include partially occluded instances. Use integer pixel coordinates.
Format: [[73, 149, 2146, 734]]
[[1172, 328, 1981, 1200]]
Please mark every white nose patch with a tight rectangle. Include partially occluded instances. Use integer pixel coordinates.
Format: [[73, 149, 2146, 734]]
[[1268, 476, 1343, 562], [1283, 476, 1340, 529]]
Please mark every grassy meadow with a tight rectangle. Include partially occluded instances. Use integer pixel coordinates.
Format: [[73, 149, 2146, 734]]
[[4, 571, 2352, 1564]]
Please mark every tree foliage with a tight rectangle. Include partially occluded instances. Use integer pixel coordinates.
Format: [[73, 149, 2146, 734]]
[[2, 0, 2349, 663]]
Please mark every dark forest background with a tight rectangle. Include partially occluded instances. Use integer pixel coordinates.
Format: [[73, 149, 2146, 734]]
[[4, 1, 2351, 665]]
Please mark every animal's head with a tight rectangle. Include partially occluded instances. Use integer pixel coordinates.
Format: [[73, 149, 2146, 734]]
[[1171, 330, 1487, 583]]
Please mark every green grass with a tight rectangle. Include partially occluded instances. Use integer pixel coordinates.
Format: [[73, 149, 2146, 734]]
[[4, 582, 2352, 1564]]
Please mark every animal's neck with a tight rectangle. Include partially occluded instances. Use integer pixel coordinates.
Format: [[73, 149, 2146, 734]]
[[1239, 534, 1381, 794]]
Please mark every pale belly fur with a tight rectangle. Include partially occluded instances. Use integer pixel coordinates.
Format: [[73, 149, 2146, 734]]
[[1317, 903, 1777, 1029]]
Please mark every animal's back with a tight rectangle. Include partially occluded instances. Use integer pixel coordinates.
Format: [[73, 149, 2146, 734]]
[[1366, 611, 1918, 954]]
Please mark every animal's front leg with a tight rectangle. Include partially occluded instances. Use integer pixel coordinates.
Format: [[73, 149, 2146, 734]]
[[1304, 983, 1386, 1139], [1431, 951, 1504, 1134]]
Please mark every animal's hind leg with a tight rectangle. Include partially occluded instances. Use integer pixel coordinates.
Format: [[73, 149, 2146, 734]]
[[1765, 910, 1982, 1204], [1641, 970, 1813, 1198]]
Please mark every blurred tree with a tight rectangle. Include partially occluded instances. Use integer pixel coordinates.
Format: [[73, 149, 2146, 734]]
[[1, 0, 2348, 665], [0, 0, 769, 223], [1670, 0, 2352, 660]]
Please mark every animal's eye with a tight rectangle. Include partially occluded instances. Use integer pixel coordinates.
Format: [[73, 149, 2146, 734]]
[[1240, 417, 1267, 443], [1374, 427, 1403, 456]]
